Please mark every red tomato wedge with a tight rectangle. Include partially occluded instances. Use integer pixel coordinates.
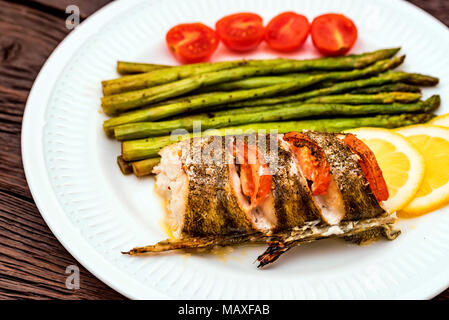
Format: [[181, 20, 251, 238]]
[[311, 13, 358, 56], [216, 12, 265, 52], [342, 134, 389, 202], [166, 23, 219, 63], [265, 12, 310, 52], [233, 141, 272, 206], [283, 132, 331, 195]]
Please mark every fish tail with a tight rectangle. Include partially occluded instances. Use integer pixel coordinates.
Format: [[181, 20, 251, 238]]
[[256, 242, 292, 268]]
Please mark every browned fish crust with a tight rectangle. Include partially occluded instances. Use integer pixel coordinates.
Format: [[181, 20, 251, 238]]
[[158, 132, 387, 239], [303, 131, 386, 220], [132, 131, 398, 267], [271, 140, 321, 230], [181, 136, 254, 236]]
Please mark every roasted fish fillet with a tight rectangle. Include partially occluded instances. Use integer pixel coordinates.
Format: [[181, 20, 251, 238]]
[[124, 131, 399, 267]]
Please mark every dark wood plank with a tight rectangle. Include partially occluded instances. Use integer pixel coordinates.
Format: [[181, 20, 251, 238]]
[[0, 0, 448, 300], [408, 0, 449, 27], [26, 0, 112, 18], [0, 0, 123, 300]]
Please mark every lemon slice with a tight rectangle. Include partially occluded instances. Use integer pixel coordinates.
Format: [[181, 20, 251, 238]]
[[395, 125, 449, 217], [345, 127, 425, 213], [429, 113, 449, 127]]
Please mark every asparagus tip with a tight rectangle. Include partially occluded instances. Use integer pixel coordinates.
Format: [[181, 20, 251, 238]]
[[391, 47, 402, 55], [406, 73, 439, 86], [396, 55, 406, 66], [423, 95, 441, 112]]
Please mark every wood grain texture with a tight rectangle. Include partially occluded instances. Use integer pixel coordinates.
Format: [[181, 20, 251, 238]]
[[0, 0, 448, 300], [27, 0, 112, 18], [0, 0, 123, 300], [408, 0, 449, 27]]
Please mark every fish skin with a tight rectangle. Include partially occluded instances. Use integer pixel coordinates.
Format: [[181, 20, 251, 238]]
[[181, 136, 254, 236], [232, 133, 322, 232], [303, 131, 386, 220], [257, 132, 387, 267], [182, 136, 229, 236], [344, 225, 401, 245], [271, 138, 321, 230], [138, 132, 398, 266], [168, 132, 386, 235]]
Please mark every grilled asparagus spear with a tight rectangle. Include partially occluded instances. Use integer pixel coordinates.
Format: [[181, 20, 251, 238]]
[[104, 60, 249, 96], [117, 62, 169, 75], [114, 95, 438, 141], [228, 70, 439, 108], [350, 82, 421, 94], [117, 156, 133, 175], [103, 48, 400, 95], [102, 56, 404, 119], [198, 70, 417, 93], [196, 73, 315, 92], [121, 113, 435, 161], [304, 92, 421, 104], [131, 157, 161, 177]]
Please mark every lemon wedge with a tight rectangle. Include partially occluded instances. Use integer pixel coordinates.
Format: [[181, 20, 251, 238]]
[[395, 125, 449, 217], [345, 127, 425, 213]]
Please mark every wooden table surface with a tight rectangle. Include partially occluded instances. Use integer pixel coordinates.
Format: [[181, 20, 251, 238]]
[[0, 0, 448, 300]]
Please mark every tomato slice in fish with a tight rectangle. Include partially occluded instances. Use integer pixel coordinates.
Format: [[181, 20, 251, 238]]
[[233, 141, 272, 206], [283, 132, 331, 195], [342, 134, 389, 202]]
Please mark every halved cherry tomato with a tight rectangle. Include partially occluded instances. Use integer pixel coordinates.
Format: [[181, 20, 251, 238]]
[[166, 23, 219, 63], [342, 134, 389, 202], [233, 141, 272, 206], [283, 132, 331, 195], [311, 13, 358, 56], [264, 12, 310, 52], [216, 12, 265, 52]]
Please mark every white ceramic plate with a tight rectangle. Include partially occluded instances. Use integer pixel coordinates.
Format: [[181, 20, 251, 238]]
[[22, 0, 449, 299]]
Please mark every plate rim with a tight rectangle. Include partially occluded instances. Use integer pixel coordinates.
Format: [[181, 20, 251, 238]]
[[21, 0, 449, 300], [21, 0, 168, 300]]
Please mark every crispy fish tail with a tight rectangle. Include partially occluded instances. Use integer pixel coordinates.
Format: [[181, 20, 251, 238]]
[[256, 242, 294, 268], [122, 233, 266, 255], [123, 215, 399, 256], [256, 215, 400, 268]]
